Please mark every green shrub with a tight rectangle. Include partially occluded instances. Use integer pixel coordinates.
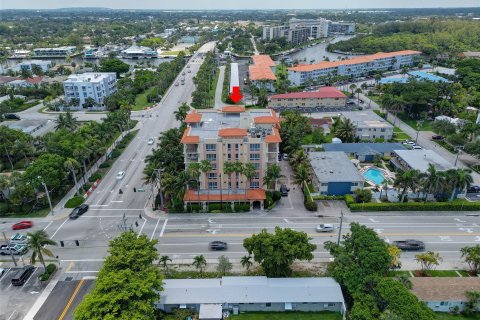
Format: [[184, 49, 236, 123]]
[[88, 173, 102, 182], [272, 191, 282, 201], [265, 194, 274, 208], [305, 200, 318, 211], [46, 263, 57, 274], [40, 263, 57, 281], [65, 196, 85, 208], [349, 201, 480, 211], [345, 194, 355, 205], [110, 150, 121, 159], [312, 195, 346, 200], [208, 203, 225, 211], [99, 162, 111, 168], [234, 203, 250, 212]]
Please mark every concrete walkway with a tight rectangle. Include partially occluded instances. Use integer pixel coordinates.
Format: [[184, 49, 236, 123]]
[[214, 66, 226, 109], [251, 35, 259, 55]]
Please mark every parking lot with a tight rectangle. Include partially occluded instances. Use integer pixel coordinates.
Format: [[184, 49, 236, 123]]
[[0, 265, 46, 320]]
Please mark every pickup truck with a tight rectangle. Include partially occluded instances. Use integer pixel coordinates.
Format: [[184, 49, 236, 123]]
[[10, 233, 29, 245], [0, 244, 28, 255]]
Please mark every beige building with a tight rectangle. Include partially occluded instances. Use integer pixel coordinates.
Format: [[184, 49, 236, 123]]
[[268, 87, 347, 110], [181, 106, 282, 210]]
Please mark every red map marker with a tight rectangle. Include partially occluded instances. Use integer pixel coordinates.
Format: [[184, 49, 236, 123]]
[[229, 86, 243, 104]]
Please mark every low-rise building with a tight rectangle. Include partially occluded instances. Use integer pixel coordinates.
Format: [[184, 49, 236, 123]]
[[309, 117, 333, 133], [323, 142, 405, 162], [342, 111, 394, 141], [328, 21, 356, 34], [249, 55, 276, 92], [121, 46, 157, 59], [33, 46, 77, 58], [308, 151, 364, 196], [8, 60, 52, 74], [391, 149, 452, 172], [158, 276, 346, 316], [181, 107, 282, 210], [268, 87, 346, 111], [287, 50, 421, 86], [411, 277, 480, 313], [229, 62, 239, 94], [63, 73, 117, 109]]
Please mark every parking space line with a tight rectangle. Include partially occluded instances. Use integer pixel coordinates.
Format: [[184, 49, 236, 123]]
[[150, 218, 162, 241], [7, 310, 16, 320], [50, 218, 69, 239], [42, 221, 53, 231], [58, 279, 84, 320], [24, 267, 38, 286], [0, 267, 11, 282], [137, 215, 147, 238], [159, 219, 168, 238]]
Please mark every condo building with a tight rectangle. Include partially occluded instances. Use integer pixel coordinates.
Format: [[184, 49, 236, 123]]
[[249, 55, 277, 92], [63, 72, 117, 109], [287, 50, 422, 86], [268, 87, 347, 110], [181, 106, 282, 210]]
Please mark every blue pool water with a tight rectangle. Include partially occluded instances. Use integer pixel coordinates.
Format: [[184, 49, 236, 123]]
[[363, 168, 385, 185]]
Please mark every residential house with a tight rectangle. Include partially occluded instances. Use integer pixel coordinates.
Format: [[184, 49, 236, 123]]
[[323, 142, 405, 162], [249, 55, 276, 92], [342, 111, 394, 141]]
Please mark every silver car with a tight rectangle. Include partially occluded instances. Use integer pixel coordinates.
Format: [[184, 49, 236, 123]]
[[316, 224, 334, 232], [116, 171, 126, 180]]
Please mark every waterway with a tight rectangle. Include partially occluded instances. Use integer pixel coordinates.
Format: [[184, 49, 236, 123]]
[[286, 35, 357, 63]]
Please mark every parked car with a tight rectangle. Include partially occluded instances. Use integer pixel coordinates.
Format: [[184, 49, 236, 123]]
[[187, 65, 190, 68], [10, 233, 30, 245], [11, 265, 35, 286], [147, 138, 155, 145], [182, 71, 186, 76], [467, 185, 480, 193], [209, 241, 228, 251], [0, 244, 28, 255], [116, 171, 126, 179], [432, 135, 444, 140], [12, 220, 33, 230], [69, 204, 89, 219], [412, 146, 423, 150], [0, 268, 5, 279], [315, 224, 334, 232], [175, 82, 179, 86], [280, 185, 290, 196], [392, 239, 425, 251], [188, 69, 191, 73], [3, 113, 20, 120], [282, 153, 289, 161]]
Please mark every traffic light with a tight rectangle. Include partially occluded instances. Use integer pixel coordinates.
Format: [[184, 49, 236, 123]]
[[75, 240, 79, 246]]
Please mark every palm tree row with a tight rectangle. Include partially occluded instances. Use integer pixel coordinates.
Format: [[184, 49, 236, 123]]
[[393, 164, 473, 202]]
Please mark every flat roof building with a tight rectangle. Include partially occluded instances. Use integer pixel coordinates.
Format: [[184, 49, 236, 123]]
[[309, 151, 364, 196], [33, 46, 77, 58], [158, 276, 346, 315], [63, 72, 117, 110], [323, 142, 405, 162], [121, 46, 157, 59], [268, 86, 347, 112], [342, 111, 394, 141], [391, 149, 452, 172]]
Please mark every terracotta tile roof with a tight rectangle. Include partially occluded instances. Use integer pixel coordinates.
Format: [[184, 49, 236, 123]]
[[411, 277, 480, 302], [221, 105, 246, 113], [288, 50, 422, 73], [180, 127, 200, 144], [218, 128, 248, 138], [25, 76, 43, 84], [310, 118, 332, 126], [252, 55, 275, 67], [183, 189, 266, 201], [265, 127, 282, 143], [249, 65, 276, 81], [0, 76, 17, 84], [270, 87, 347, 100], [253, 116, 280, 124], [185, 111, 202, 123]]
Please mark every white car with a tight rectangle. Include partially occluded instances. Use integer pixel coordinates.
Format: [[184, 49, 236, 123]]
[[413, 146, 423, 150], [116, 171, 126, 180], [282, 153, 289, 160], [174, 82, 179, 86], [188, 69, 191, 73], [0, 268, 5, 279], [147, 138, 155, 145], [316, 224, 334, 232]]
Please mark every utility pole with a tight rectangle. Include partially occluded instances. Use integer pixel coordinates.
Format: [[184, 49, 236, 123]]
[[2, 232, 17, 267], [154, 169, 165, 209], [454, 146, 464, 167], [39, 177, 53, 216], [118, 213, 132, 232], [336, 210, 344, 246]]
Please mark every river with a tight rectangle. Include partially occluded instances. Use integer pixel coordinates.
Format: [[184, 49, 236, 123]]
[[286, 35, 357, 63]]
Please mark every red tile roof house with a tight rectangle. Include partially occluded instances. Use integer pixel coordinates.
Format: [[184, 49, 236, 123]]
[[309, 117, 333, 133], [411, 277, 480, 313], [268, 87, 347, 111], [249, 55, 277, 92]]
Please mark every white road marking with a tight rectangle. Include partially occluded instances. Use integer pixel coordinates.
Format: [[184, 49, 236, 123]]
[[65, 270, 99, 274], [455, 218, 467, 223], [374, 228, 384, 234], [440, 236, 453, 242], [476, 236, 480, 242], [61, 259, 105, 262], [80, 215, 141, 218], [42, 221, 53, 231], [89, 205, 108, 207], [150, 218, 162, 241], [458, 228, 474, 233], [110, 200, 124, 203], [369, 218, 379, 223], [159, 219, 168, 238], [50, 218, 69, 239], [137, 215, 147, 238], [283, 219, 289, 223], [7, 310, 16, 320], [24, 267, 38, 286]]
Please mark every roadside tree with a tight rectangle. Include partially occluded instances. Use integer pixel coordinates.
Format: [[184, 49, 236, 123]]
[[27, 230, 57, 269]]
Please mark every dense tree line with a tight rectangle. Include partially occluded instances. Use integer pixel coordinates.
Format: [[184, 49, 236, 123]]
[[191, 51, 217, 108]]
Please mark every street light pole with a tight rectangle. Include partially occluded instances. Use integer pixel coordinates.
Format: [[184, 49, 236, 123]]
[[39, 177, 53, 216], [2, 232, 17, 266], [154, 169, 165, 209], [336, 210, 344, 246], [454, 146, 464, 167]]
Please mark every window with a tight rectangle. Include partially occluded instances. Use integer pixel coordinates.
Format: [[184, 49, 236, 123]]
[[250, 181, 260, 189], [381, 128, 386, 132], [250, 144, 260, 152], [321, 183, 328, 186], [250, 154, 260, 161], [266, 303, 271, 307], [227, 143, 231, 151], [206, 144, 216, 151], [235, 144, 239, 151], [208, 182, 217, 189], [211, 164, 217, 171], [351, 182, 358, 186], [206, 154, 216, 161], [440, 302, 448, 306], [254, 163, 260, 170], [208, 173, 217, 179], [235, 153, 239, 160]]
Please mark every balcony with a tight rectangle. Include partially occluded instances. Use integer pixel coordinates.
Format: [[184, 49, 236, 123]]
[[267, 153, 278, 163], [185, 153, 199, 163]]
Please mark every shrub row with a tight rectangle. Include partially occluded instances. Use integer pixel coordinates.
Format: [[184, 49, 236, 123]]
[[64, 196, 85, 208], [88, 172, 102, 182], [345, 194, 355, 205], [311, 195, 345, 200], [349, 201, 480, 212], [39, 263, 57, 281]]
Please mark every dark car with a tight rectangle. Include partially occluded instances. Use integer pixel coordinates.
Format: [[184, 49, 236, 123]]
[[392, 239, 425, 251], [467, 186, 480, 193], [432, 135, 444, 140], [280, 184, 290, 196], [3, 113, 21, 120], [11, 265, 35, 286], [209, 241, 228, 251], [69, 204, 89, 219]]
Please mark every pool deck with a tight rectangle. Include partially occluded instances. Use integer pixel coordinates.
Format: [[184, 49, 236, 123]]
[[360, 165, 395, 187]]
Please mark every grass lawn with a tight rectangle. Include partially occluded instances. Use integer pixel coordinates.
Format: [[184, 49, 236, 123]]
[[392, 127, 411, 141], [133, 90, 155, 111], [386, 270, 411, 277], [436, 313, 480, 320], [210, 68, 220, 107], [235, 312, 342, 320], [425, 270, 461, 277], [398, 113, 433, 131], [302, 133, 333, 145]]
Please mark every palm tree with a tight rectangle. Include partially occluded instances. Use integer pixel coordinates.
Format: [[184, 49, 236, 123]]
[[192, 255, 207, 274], [83, 97, 97, 109], [447, 168, 473, 201], [0, 175, 10, 200], [223, 161, 235, 200], [64, 158, 80, 195], [263, 164, 283, 191], [27, 230, 57, 269], [422, 164, 443, 203], [199, 160, 213, 202], [174, 103, 190, 122], [355, 87, 362, 101], [349, 83, 357, 96], [158, 255, 172, 272], [393, 169, 422, 202], [240, 255, 253, 272], [54, 113, 68, 131], [188, 162, 201, 206], [243, 163, 257, 195], [290, 149, 308, 167], [294, 164, 310, 189], [332, 118, 356, 143], [64, 111, 79, 132]]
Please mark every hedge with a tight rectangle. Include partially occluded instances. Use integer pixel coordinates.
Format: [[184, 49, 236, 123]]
[[39, 263, 57, 281], [349, 201, 480, 212], [65, 196, 85, 208], [312, 195, 345, 200], [99, 162, 111, 168], [88, 172, 102, 182], [345, 194, 355, 205], [305, 200, 318, 211], [110, 150, 121, 159]]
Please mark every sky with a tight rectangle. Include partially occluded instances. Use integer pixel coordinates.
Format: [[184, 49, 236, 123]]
[[1, 0, 479, 10]]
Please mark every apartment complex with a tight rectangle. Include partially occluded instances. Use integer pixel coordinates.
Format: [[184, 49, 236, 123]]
[[33, 46, 77, 58], [7, 60, 52, 73], [342, 111, 394, 141], [262, 18, 354, 45], [249, 55, 277, 92], [181, 106, 282, 210], [268, 87, 346, 109], [63, 72, 117, 109], [121, 46, 157, 59], [288, 50, 422, 86]]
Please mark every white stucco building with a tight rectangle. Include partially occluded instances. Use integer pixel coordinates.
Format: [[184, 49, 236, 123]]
[[63, 73, 117, 109]]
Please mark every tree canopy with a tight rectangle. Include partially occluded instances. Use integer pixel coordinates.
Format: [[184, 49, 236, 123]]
[[100, 58, 130, 78]]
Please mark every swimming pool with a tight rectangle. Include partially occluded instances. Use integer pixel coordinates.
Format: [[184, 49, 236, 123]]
[[363, 168, 385, 185]]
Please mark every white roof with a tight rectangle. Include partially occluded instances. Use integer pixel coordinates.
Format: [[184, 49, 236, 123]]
[[64, 72, 115, 83], [159, 276, 345, 305], [394, 149, 452, 172], [199, 304, 222, 319]]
